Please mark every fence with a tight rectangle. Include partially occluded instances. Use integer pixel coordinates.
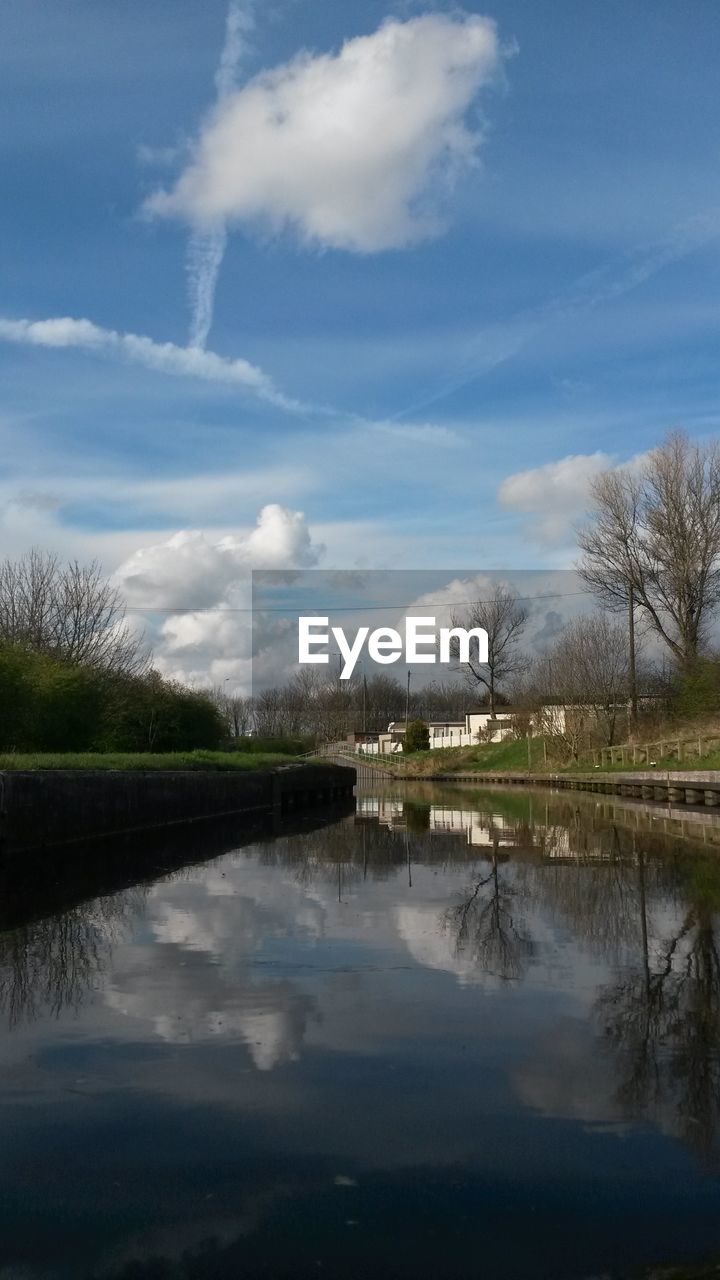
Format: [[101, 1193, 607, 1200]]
[[587, 734, 720, 768]]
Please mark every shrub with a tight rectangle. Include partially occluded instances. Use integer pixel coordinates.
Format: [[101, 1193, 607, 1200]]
[[0, 644, 225, 754], [404, 719, 430, 753]]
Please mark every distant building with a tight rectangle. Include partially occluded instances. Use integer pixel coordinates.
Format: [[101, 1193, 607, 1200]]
[[358, 708, 523, 753], [355, 701, 626, 754]]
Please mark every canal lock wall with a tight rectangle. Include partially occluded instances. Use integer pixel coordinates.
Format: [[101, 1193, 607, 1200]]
[[0, 762, 356, 854]]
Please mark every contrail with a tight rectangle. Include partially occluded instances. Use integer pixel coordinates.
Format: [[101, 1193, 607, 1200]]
[[187, 0, 254, 349], [187, 223, 228, 350], [215, 0, 254, 99]]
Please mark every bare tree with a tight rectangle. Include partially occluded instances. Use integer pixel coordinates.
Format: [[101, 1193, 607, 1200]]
[[252, 686, 284, 737], [211, 687, 254, 738], [450, 585, 528, 715], [538, 614, 630, 756], [0, 549, 146, 675], [578, 432, 720, 673]]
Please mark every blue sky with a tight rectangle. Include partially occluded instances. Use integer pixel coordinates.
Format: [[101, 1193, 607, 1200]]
[[2, 0, 719, 682]]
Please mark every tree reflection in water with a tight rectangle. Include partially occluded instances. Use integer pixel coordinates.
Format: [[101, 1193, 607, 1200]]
[[444, 839, 534, 982], [596, 849, 720, 1163], [0, 890, 144, 1027]]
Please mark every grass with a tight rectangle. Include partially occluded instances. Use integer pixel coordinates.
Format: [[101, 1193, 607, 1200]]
[[395, 737, 720, 778], [389, 737, 543, 776], [0, 750, 295, 772]]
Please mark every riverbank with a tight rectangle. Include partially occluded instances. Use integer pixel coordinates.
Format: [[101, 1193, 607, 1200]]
[[405, 768, 720, 810], [0, 761, 356, 853], [377, 737, 720, 778], [0, 749, 293, 771]]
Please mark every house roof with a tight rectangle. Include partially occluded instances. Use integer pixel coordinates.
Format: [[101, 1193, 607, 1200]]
[[465, 706, 526, 716]]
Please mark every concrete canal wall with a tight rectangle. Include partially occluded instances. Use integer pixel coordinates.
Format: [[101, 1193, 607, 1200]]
[[439, 769, 720, 808], [0, 798, 356, 932], [0, 762, 356, 853]]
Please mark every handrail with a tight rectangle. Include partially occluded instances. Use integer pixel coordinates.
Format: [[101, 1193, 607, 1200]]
[[306, 742, 408, 777]]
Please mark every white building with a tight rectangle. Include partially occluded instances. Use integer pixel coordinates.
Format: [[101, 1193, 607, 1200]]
[[358, 708, 524, 754], [356, 703, 591, 755]]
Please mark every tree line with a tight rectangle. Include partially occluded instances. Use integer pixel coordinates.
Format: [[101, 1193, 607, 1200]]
[[0, 552, 224, 752], [212, 669, 471, 745]]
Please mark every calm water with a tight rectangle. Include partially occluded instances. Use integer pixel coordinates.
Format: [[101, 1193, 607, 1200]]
[[2, 785, 720, 1280]]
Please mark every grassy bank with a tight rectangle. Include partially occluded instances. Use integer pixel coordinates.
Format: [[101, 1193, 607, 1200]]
[[388, 738, 544, 776], [0, 750, 294, 772], [566, 748, 720, 773], [392, 738, 720, 777]]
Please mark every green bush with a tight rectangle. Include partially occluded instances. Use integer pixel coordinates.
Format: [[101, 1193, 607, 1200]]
[[102, 672, 224, 752], [32, 658, 105, 751], [0, 646, 35, 749], [404, 719, 430, 753], [0, 644, 224, 754]]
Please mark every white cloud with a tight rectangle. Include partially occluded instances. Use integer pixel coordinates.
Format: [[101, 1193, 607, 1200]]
[[114, 504, 324, 687], [0, 316, 298, 409], [116, 504, 322, 610], [498, 448, 655, 545], [147, 12, 502, 252], [398, 573, 499, 632], [497, 452, 616, 544]]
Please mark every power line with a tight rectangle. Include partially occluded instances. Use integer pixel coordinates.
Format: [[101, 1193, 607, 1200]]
[[129, 589, 591, 615]]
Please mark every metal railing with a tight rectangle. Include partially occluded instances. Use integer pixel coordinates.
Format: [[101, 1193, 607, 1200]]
[[306, 742, 408, 778]]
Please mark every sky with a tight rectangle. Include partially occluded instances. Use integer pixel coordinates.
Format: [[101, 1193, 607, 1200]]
[[2, 0, 720, 686]]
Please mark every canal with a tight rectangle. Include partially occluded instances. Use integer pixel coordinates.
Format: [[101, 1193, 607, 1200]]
[[2, 783, 720, 1279]]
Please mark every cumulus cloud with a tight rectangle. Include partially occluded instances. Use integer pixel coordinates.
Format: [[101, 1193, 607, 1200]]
[[498, 449, 655, 544], [0, 316, 298, 409], [114, 504, 324, 687], [497, 452, 616, 544], [398, 573, 499, 632], [147, 12, 502, 252], [116, 505, 321, 610]]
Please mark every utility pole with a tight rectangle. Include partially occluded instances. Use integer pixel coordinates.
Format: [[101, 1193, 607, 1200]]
[[362, 669, 367, 734], [628, 583, 638, 729], [405, 669, 411, 734]]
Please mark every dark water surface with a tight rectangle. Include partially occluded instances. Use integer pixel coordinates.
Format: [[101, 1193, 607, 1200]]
[[2, 784, 720, 1280]]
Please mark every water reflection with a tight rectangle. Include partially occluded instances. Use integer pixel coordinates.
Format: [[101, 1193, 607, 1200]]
[[0, 890, 144, 1026], [2, 786, 720, 1278], [443, 851, 534, 981], [597, 851, 720, 1162]]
